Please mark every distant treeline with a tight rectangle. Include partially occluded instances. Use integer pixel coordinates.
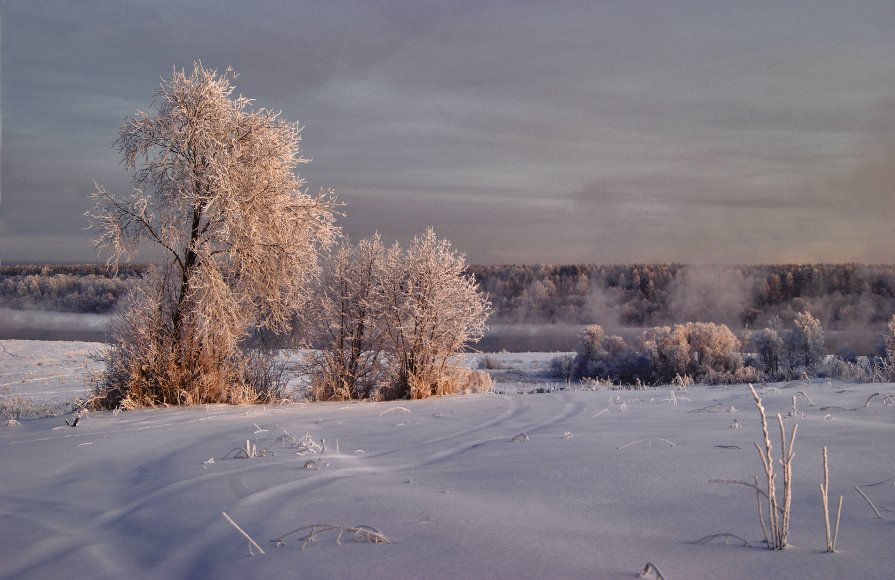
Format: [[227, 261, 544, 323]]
[[4, 263, 895, 334], [468, 263, 895, 331], [0, 264, 146, 313]]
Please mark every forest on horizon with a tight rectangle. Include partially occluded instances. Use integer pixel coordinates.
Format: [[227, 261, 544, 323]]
[[4, 262, 895, 335]]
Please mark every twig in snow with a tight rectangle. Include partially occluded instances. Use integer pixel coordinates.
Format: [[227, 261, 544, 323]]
[[865, 392, 895, 407], [689, 404, 735, 414], [639, 562, 667, 579], [691, 533, 752, 547], [749, 384, 797, 550], [379, 406, 411, 416], [854, 485, 882, 519], [223, 440, 276, 459], [222, 512, 266, 555], [710, 479, 770, 502], [295, 432, 323, 455], [794, 391, 815, 406], [617, 438, 675, 450], [819, 446, 843, 552], [788, 395, 805, 418], [271, 524, 390, 549]]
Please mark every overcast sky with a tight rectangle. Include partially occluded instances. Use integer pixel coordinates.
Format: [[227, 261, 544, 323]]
[[2, 0, 893, 264]]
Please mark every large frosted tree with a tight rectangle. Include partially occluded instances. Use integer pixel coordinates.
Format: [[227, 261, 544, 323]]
[[87, 63, 337, 407]]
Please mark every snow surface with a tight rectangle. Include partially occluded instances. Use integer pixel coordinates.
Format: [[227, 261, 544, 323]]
[[2, 342, 894, 579]]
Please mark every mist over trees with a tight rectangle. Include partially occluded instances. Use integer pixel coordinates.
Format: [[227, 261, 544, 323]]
[[7, 263, 895, 339], [0, 264, 143, 313], [469, 263, 895, 332]]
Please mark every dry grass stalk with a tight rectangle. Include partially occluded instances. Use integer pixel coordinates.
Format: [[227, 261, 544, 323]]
[[617, 438, 675, 450], [864, 392, 895, 407], [378, 406, 412, 416], [223, 440, 275, 459], [222, 512, 266, 555], [754, 474, 770, 546], [691, 533, 752, 547], [749, 384, 797, 549], [794, 391, 815, 406], [272, 524, 391, 549], [855, 478, 892, 520], [708, 479, 784, 512], [819, 446, 843, 552], [688, 403, 735, 414], [639, 562, 667, 579]]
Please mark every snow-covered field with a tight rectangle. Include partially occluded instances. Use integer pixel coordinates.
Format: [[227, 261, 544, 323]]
[[2, 341, 894, 579]]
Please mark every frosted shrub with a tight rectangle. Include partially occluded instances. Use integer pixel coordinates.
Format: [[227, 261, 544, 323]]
[[549, 354, 576, 382], [819, 355, 874, 383], [883, 315, 895, 380], [640, 325, 690, 381], [685, 322, 743, 376], [302, 237, 389, 401], [701, 365, 763, 386], [573, 324, 605, 377], [301, 232, 489, 401], [641, 322, 742, 384], [783, 312, 825, 372]]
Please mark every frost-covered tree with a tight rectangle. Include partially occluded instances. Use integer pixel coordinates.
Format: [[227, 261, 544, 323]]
[[302, 237, 388, 400], [782, 311, 825, 372], [884, 314, 895, 362], [640, 325, 690, 381], [379, 229, 490, 399], [753, 327, 783, 375], [87, 63, 337, 407], [573, 324, 605, 377], [685, 322, 742, 376], [638, 322, 742, 383]]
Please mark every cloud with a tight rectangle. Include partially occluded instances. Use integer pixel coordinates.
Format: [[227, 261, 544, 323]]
[[2, 0, 894, 263]]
